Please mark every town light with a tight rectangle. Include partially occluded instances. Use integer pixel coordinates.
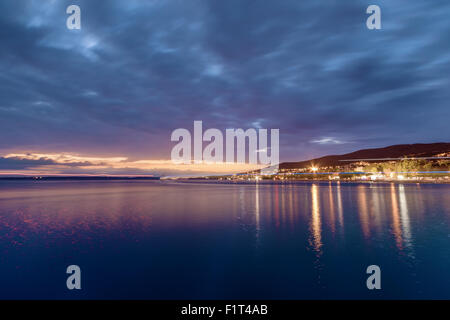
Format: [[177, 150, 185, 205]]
[[311, 166, 318, 173]]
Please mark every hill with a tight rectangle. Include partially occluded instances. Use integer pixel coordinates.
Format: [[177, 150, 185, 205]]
[[280, 143, 450, 170]]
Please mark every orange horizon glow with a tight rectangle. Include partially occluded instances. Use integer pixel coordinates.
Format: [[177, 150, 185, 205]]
[[0, 152, 264, 177]]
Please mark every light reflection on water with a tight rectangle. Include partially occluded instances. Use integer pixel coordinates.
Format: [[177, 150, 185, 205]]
[[0, 180, 449, 299], [309, 184, 322, 256]]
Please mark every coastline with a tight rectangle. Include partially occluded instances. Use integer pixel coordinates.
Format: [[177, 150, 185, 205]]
[[167, 178, 450, 185]]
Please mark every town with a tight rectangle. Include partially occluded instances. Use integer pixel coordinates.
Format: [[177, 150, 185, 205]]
[[204, 143, 450, 183]]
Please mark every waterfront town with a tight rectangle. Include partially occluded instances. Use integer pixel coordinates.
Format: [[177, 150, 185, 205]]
[[208, 145, 450, 183]]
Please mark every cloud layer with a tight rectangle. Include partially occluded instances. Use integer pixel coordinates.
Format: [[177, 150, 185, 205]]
[[1, 0, 449, 175]]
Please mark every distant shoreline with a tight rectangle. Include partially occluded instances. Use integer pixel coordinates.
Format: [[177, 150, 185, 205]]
[[0, 176, 448, 185], [167, 178, 450, 185], [0, 176, 160, 181]]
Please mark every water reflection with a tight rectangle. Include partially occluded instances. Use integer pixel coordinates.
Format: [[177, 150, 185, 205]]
[[273, 184, 280, 228], [371, 185, 382, 233], [0, 183, 154, 250], [327, 183, 336, 235], [357, 185, 371, 239], [255, 183, 261, 244], [390, 183, 404, 250], [0, 180, 448, 298], [0, 181, 433, 259], [336, 181, 344, 229], [398, 184, 414, 257], [309, 184, 322, 256]]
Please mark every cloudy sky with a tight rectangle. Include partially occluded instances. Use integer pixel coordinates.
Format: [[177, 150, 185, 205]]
[[0, 0, 449, 176]]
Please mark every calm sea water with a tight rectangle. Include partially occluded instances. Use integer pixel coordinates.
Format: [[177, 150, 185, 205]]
[[0, 180, 448, 299]]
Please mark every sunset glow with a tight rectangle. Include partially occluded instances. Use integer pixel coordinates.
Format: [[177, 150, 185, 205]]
[[0, 152, 263, 176]]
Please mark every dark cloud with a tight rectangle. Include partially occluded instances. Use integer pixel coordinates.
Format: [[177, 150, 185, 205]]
[[0, 156, 56, 169], [0, 0, 449, 168], [0, 156, 98, 170]]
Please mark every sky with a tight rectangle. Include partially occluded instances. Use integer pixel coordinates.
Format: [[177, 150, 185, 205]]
[[0, 0, 449, 176]]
